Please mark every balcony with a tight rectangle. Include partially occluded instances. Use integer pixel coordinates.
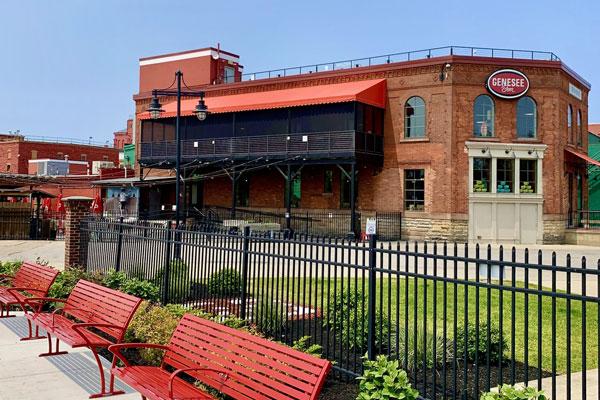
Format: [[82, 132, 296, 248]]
[[139, 131, 383, 165]]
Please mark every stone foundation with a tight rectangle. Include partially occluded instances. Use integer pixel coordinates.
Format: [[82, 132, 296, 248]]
[[543, 219, 566, 244], [402, 217, 468, 242]]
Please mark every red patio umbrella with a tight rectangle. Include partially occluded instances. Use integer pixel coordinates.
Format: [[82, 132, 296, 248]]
[[91, 193, 103, 214], [55, 194, 65, 214]]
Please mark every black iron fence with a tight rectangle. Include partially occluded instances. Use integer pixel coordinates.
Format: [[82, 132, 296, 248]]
[[200, 206, 402, 240], [0, 210, 65, 240], [80, 219, 600, 400], [567, 210, 600, 230]]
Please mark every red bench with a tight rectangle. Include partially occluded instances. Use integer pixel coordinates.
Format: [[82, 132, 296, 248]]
[[109, 314, 332, 400], [25, 279, 142, 399], [0, 261, 59, 340]]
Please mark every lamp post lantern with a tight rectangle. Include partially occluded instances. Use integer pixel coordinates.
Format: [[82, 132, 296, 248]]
[[148, 70, 210, 229]]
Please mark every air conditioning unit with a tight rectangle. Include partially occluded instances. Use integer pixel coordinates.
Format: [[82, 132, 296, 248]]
[[92, 161, 115, 175]]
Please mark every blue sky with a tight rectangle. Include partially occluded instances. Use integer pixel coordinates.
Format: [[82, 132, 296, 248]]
[[0, 0, 598, 142]]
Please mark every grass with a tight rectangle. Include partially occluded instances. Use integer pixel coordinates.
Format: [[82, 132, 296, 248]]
[[249, 276, 598, 374]]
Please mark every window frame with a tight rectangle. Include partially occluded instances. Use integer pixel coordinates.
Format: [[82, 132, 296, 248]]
[[568, 104, 573, 143], [404, 96, 426, 139], [323, 169, 333, 194], [472, 157, 491, 192], [577, 109, 583, 146], [516, 96, 537, 139], [519, 159, 537, 194], [473, 95, 495, 137], [404, 169, 425, 211]]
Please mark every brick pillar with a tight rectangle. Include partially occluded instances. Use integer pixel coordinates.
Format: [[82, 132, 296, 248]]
[[64, 196, 93, 268]]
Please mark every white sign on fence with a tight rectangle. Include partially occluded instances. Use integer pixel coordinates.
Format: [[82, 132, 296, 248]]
[[365, 218, 377, 235]]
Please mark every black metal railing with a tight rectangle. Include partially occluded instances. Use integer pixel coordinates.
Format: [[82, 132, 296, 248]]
[[140, 131, 383, 162], [238, 46, 560, 82], [81, 219, 599, 400], [567, 210, 600, 230]]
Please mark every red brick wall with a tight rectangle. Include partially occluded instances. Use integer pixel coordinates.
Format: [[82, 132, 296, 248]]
[[0, 140, 119, 174]]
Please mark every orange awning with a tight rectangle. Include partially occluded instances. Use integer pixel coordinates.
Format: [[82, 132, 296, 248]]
[[565, 148, 600, 167], [138, 79, 386, 120]]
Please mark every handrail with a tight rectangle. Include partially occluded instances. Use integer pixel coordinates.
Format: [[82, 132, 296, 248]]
[[240, 45, 560, 82]]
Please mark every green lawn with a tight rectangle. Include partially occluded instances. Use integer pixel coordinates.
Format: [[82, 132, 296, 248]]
[[249, 276, 598, 374]]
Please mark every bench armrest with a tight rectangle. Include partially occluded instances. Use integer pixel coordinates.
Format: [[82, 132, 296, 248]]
[[168, 367, 229, 398], [23, 297, 67, 313], [71, 323, 124, 347], [5, 287, 47, 314], [109, 343, 171, 367]]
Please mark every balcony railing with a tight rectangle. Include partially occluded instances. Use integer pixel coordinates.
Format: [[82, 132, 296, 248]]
[[239, 45, 560, 82], [140, 131, 382, 163]]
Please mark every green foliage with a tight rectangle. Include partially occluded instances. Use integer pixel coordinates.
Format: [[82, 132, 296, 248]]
[[455, 321, 507, 365], [396, 327, 451, 371], [125, 302, 181, 366], [155, 259, 191, 302], [254, 297, 287, 337], [0, 261, 22, 285], [121, 278, 161, 302], [324, 287, 392, 352], [357, 355, 419, 400], [480, 384, 546, 400], [48, 267, 100, 299], [292, 336, 323, 358], [102, 270, 128, 289], [208, 267, 242, 297]]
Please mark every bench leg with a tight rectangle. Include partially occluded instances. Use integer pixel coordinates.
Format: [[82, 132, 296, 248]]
[[0, 303, 16, 318], [88, 347, 124, 399], [20, 319, 45, 341], [39, 334, 68, 357]]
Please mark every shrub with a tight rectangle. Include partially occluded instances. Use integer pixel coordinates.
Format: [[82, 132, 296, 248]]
[[0, 261, 22, 285], [356, 355, 419, 400], [208, 267, 242, 297], [455, 321, 507, 365], [121, 278, 161, 302], [102, 270, 128, 289], [154, 259, 191, 303], [396, 327, 451, 371], [125, 302, 180, 365], [480, 384, 546, 400], [48, 267, 99, 299], [253, 297, 287, 338], [292, 336, 323, 358], [323, 287, 392, 352]]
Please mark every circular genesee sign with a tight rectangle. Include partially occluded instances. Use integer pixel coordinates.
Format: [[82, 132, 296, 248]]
[[486, 69, 530, 99]]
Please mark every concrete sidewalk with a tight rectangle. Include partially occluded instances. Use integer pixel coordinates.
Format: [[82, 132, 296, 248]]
[[0, 314, 138, 400], [0, 240, 65, 270]]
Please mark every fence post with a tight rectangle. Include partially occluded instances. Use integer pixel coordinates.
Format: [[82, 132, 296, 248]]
[[161, 223, 173, 305], [115, 216, 124, 272], [240, 226, 251, 320], [367, 233, 377, 361]]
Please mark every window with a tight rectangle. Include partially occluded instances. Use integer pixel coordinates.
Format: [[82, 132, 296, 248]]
[[472, 158, 491, 192], [235, 176, 250, 207], [323, 170, 333, 194], [224, 66, 235, 84], [577, 110, 583, 146], [519, 160, 537, 193], [103, 156, 109, 161], [496, 159, 514, 193], [6, 164, 10, 172], [404, 169, 425, 211], [404, 96, 425, 138], [7, 150, 11, 159], [57, 152, 64, 159], [340, 172, 355, 209], [568, 105, 573, 143], [517, 97, 537, 138], [473, 95, 495, 137], [81, 154, 87, 161], [31, 150, 38, 160]]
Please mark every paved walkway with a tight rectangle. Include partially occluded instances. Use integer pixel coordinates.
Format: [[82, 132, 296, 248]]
[[0, 314, 138, 400], [0, 240, 65, 269]]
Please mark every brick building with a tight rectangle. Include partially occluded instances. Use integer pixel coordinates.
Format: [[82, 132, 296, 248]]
[[132, 45, 593, 244], [0, 135, 120, 175], [113, 119, 133, 149]]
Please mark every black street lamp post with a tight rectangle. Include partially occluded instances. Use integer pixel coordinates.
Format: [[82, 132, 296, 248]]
[[147, 70, 209, 229]]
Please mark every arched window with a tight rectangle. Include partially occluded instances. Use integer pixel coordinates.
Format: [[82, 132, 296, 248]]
[[516, 96, 537, 138], [404, 96, 425, 138], [567, 105, 573, 143], [577, 110, 583, 146], [473, 95, 495, 137]]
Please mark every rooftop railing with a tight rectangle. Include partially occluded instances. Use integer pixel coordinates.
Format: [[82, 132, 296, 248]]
[[240, 45, 560, 82]]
